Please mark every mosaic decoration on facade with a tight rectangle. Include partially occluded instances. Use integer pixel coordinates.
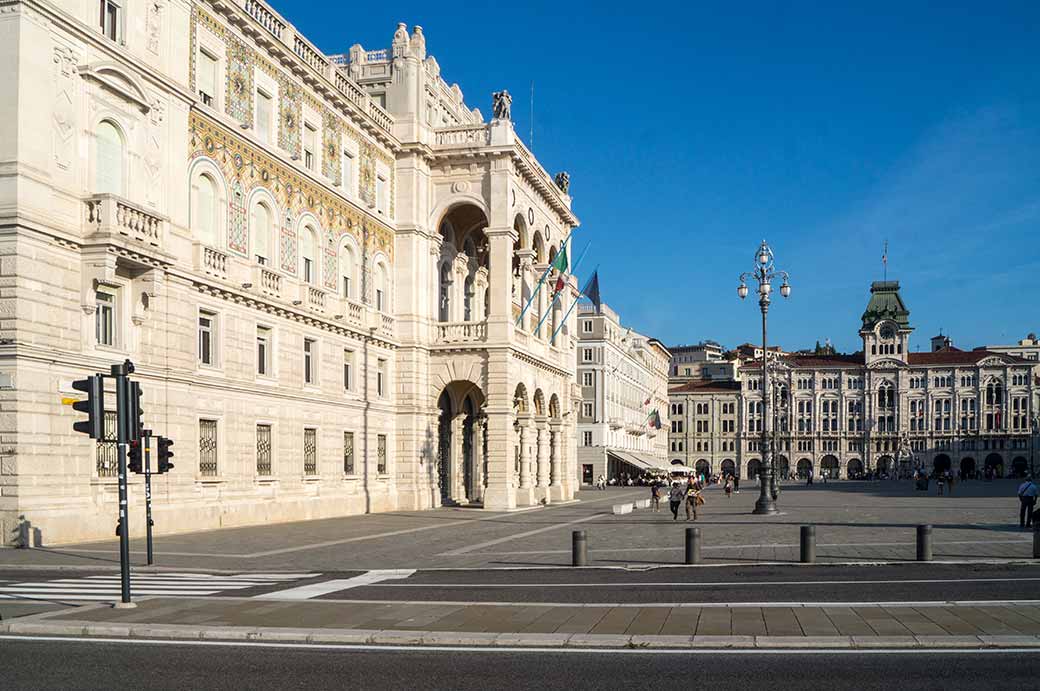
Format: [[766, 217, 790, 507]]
[[228, 178, 248, 256], [359, 141, 376, 207], [323, 247, 338, 291], [322, 111, 342, 185], [189, 112, 394, 270], [280, 211, 296, 274], [277, 74, 302, 159], [226, 35, 254, 128]]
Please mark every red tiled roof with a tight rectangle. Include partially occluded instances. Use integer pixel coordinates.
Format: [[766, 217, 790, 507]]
[[735, 349, 1035, 370], [669, 380, 741, 395]]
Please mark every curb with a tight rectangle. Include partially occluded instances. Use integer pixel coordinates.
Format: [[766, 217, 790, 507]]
[[3, 620, 1040, 650]]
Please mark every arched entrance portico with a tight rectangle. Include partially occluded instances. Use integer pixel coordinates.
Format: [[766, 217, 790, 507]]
[[877, 455, 894, 476], [821, 455, 839, 479], [746, 459, 761, 480], [1011, 456, 1029, 478], [776, 455, 790, 479], [960, 457, 976, 477], [695, 459, 710, 478], [720, 459, 735, 478], [797, 458, 812, 479], [847, 458, 863, 479], [436, 381, 486, 506], [934, 454, 952, 474], [985, 453, 1003, 476]]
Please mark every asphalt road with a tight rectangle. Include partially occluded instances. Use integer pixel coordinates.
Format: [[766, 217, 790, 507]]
[[3, 562, 1040, 607], [2, 638, 1039, 690]]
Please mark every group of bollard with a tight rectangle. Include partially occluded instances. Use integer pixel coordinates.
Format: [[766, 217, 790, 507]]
[[570, 523, 1040, 566]]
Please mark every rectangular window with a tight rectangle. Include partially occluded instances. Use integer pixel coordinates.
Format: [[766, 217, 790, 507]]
[[377, 434, 387, 474], [257, 326, 271, 376], [376, 287, 386, 312], [199, 419, 218, 476], [582, 431, 592, 447], [583, 402, 593, 418], [256, 424, 272, 476], [376, 175, 388, 214], [303, 123, 317, 171], [343, 349, 354, 391], [256, 89, 274, 144], [100, 0, 122, 42], [303, 428, 317, 475], [343, 431, 355, 474], [304, 338, 316, 385], [377, 358, 387, 398], [198, 49, 218, 106], [582, 348, 593, 363], [582, 372, 593, 387], [582, 320, 592, 333], [341, 151, 354, 193], [95, 289, 116, 347], [198, 310, 217, 366]]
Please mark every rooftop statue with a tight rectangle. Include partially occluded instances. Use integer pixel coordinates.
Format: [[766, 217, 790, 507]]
[[554, 171, 570, 194], [492, 90, 512, 121]]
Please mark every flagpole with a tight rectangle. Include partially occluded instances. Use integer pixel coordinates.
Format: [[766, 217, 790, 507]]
[[533, 240, 591, 336], [516, 229, 575, 326], [550, 264, 599, 343]]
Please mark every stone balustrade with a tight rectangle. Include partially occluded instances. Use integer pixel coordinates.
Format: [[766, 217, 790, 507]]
[[368, 101, 393, 132], [434, 124, 491, 147], [254, 265, 282, 297], [380, 313, 395, 339], [193, 243, 229, 280], [435, 320, 488, 345], [293, 34, 329, 77], [298, 283, 326, 312], [243, 0, 284, 39], [345, 299, 365, 327], [84, 194, 165, 249]]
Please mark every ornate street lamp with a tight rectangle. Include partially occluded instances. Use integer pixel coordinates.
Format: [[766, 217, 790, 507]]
[[738, 240, 791, 515]]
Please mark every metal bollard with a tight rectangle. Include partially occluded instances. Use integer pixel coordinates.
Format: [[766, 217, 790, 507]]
[[800, 525, 816, 563], [572, 530, 588, 567], [685, 527, 701, 565], [1033, 522, 1039, 559], [917, 524, 933, 561]]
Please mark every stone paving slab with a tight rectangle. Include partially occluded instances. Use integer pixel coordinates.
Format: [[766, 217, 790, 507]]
[[5, 596, 1040, 649]]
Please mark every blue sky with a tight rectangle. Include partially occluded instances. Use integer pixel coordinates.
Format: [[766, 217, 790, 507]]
[[282, 1, 1040, 353]]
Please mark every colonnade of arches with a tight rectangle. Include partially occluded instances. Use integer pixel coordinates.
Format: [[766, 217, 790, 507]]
[[435, 380, 567, 506]]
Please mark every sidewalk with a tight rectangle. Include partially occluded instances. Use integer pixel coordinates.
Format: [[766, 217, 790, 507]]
[[5, 596, 1040, 649]]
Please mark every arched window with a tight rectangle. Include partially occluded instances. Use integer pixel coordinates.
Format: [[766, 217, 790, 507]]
[[438, 263, 451, 322], [300, 226, 317, 285], [250, 200, 274, 266], [339, 241, 356, 299], [374, 262, 389, 312], [95, 120, 124, 195], [192, 172, 219, 246]]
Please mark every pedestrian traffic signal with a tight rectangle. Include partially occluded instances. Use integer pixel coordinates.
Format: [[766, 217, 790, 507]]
[[127, 439, 143, 474], [157, 436, 175, 473], [71, 375, 104, 439], [127, 381, 143, 442]]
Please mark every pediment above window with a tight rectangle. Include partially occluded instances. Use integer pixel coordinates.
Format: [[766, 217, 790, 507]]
[[80, 62, 151, 114]]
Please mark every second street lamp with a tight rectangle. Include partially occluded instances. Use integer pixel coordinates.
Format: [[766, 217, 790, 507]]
[[738, 240, 791, 516]]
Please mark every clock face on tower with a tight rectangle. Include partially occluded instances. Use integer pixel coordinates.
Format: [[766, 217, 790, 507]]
[[880, 325, 895, 340]]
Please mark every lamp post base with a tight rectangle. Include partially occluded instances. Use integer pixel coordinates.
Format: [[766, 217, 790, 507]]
[[752, 473, 778, 515]]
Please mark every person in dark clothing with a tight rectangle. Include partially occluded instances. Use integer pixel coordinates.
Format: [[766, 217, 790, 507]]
[[668, 482, 685, 520]]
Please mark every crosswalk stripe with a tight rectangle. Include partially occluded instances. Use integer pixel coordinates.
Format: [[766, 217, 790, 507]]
[[254, 569, 416, 600], [0, 572, 320, 602]]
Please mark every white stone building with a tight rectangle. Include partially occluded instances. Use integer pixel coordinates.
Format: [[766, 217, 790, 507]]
[[0, 0, 584, 545], [669, 281, 1039, 480], [575, 303, 670, 484]]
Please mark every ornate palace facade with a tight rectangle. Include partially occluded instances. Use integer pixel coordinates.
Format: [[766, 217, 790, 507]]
[[0, 0, 581, 545], [669, 281, 1039, 480]]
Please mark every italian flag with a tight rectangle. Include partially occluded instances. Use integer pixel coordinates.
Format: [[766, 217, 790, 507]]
[[550, 244, 569, 297]]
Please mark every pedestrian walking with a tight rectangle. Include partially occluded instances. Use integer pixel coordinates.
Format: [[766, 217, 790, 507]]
[[668, 482, 684, 521], [937, 472, 945, 496], [734, 476, 740, 494], [806, 471, 813, 486], [650, 481, 662, 513], [724, 475, 733, 498], [1017, 477, 1038, 529], [685, 483, 701, 521]]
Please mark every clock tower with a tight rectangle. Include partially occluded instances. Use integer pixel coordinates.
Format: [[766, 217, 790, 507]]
[[860, 281, 913, 366]]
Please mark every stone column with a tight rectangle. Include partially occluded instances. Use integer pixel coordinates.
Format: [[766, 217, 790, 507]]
[[451, 412, 466, 504], [482, 408, 516, 510], [516, 415, 536, 505], [486, 228, 515, 342], [549, 421, 565, 501], [535, 417, 550, 501], [473, 414, 486, 503]]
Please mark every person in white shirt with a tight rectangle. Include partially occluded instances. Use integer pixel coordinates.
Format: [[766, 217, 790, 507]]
[[1017, 478, 1038, 528]]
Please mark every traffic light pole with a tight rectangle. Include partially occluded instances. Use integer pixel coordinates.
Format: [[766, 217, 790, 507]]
[[112, 361, 135, 608], [143, 430, 154, 566]]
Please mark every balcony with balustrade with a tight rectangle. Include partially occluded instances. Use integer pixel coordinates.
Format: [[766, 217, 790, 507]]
[[84, 194, 168, 255]]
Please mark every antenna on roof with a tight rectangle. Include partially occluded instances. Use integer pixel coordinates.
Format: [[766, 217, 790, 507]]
[[882, 239, 888, 282]]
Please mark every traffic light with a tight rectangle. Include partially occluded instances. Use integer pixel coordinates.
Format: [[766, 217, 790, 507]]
[[71, 375, 104, 439], [157, 436, 175, 474], [126, 381, 143, 442], [127, 439, 143, 474]]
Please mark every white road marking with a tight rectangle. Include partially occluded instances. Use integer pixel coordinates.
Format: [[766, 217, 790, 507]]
[[472, 537, 1032, 556], [52, 492, 645, 560], [261, 597, 1040, 609], [439, 514, 603, 556], [356, 576, 1040, 589], [0, 573, 317, 602], [253, 569, 416, 600], [0, 635, 1036, 654]]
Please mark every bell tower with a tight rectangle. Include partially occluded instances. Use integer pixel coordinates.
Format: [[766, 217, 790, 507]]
[[860, 281, 913, 366]]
